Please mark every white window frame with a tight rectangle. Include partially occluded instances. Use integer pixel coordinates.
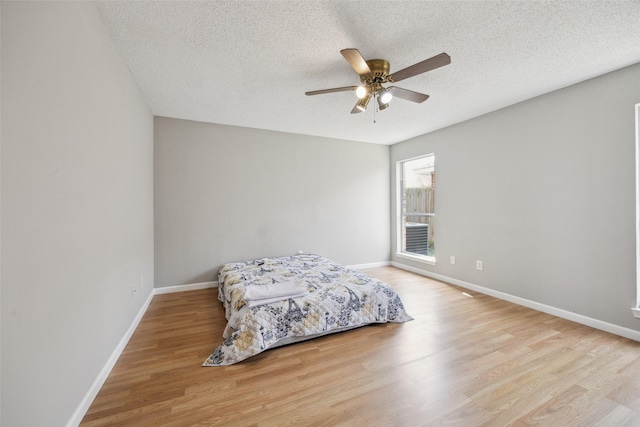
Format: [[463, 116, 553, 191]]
[[396, 154, 436, 266], [633, 103, 640, 318]]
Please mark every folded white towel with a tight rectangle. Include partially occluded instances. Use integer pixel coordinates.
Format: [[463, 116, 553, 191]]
[[243, 281, 307, 307], [245, 294, 306, 308]]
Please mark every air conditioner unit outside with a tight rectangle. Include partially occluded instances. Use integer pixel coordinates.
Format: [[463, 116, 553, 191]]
[[406, 222, 429, 255]]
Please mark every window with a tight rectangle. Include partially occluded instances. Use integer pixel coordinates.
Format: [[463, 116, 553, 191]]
[[397, 154, 435, 263]]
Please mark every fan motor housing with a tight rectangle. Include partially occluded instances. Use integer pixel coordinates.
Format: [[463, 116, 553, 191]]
[[363, 59, 391, 83]]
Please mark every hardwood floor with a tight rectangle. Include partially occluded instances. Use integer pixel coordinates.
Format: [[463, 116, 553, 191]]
[[81, 267, 640, 426]]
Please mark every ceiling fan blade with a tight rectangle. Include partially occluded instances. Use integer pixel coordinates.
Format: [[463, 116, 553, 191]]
[[390, 53, 451, 82], [340, 48, 373, 79], [388, 87, 430, 103], [305, 86, 358, 96]]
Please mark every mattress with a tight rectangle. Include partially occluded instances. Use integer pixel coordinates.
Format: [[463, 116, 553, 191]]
[[203, 254, 413, 366]]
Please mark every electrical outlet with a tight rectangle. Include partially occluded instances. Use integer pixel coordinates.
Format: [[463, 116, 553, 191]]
[[450, 256, 456, 265], [476, 260, 483, 271], [297, 250, 304, 255]]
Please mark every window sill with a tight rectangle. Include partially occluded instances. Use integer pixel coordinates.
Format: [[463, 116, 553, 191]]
[[395, 252, 436, 266], [631, 307, 640, 319]]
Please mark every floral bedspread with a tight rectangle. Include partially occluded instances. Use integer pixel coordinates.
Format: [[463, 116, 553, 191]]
[[202, 254, 413, 366]]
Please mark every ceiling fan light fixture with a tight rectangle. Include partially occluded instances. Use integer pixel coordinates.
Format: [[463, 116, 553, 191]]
[[377, 94, 390, 110], [380, 89, 393, 104], [355, 85, 368, 98], [376, 89, 391, 111], [356, 93, 371, 111]]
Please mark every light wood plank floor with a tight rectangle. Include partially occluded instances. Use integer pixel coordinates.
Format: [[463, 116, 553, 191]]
[[81, 267, 640, 426]]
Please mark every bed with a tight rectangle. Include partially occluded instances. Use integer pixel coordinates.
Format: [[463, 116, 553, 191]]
[[203, 254, 413, 366]]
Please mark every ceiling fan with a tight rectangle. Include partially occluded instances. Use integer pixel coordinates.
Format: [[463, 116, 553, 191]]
[[305, 48, 451, 114]]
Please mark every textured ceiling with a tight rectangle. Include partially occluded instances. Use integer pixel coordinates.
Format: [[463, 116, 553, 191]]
[[96, 0, 640, 145]]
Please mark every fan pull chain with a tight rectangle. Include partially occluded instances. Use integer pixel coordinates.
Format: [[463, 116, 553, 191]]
[[373, 96, 377, 124]]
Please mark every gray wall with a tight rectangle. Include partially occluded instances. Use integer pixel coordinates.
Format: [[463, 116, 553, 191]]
[[391, 63, 640, 331], [154, 117, 390, 287], [1, 2, 154, 426]]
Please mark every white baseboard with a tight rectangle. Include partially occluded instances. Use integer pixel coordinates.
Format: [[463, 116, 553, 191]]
[[391, 261, 640, 342], [66, 289, 155, 427], [348, 261, 391, 270], [67, 280, 218, 426], [154, 280, 218, 294]]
